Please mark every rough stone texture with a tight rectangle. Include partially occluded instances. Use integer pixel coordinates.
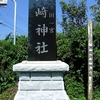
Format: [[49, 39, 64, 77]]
[[52, 72, 63, 81], [19, 72, 64, 81], [19, 72, 30, 81], [28, 91, 54, 100], [31, 72, 51, 80], [14, 91, 70, 100], [13, 60, 69, 72], [18, 81, 41, 91], [41, 81, 64, 90], [13, 61, 70, 100], [18, 81, 64, 90], [14, 91, 27, 100]]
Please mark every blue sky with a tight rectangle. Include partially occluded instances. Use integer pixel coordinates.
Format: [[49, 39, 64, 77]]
[[0, 0, 96, 40]]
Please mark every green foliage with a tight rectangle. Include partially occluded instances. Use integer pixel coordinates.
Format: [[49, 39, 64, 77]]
[[60, 0, 87, 33], [90, 0, 100, 23], [92, 26, 100, 88], [0, 35, 28, 93], [57, 25, 100, 99], [15, 35, 28, 62], [0, 85, 17, 100], [0, 40, 17, 93], [90, 0, 100, 29], [57, 27, 88, 98], [93, 87, 100, 100], [64, 74, 86, 100], [58, 0, 100, 99], [56, 33, 71, 61], [57, 27, 88, 78]]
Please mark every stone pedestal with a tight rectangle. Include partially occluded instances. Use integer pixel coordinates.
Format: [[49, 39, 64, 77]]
[[13, 60, 70, 100]]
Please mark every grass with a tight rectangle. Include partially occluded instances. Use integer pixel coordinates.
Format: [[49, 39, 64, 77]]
[[0, 85, 17, 100]]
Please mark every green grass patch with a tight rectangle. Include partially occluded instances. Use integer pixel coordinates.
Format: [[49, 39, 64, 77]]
[[0, 85, 17, 100]]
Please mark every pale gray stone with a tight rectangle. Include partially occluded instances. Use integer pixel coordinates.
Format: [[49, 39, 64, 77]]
[[13, 60, 69, 72], [13, 60, 70, 100], [14, 90, 70, 100], [28, 91, 54, 100], [18, 81, 64, 91], [14, 91, 27, 100], [31, 72, 51, 80], [54, 91, 70, 100], [41, 81, 64, 90], [19, 72, 30, 81], [52, 72, 63, 80], [18, 81, 41, 90], [14, 91, 70, 100]]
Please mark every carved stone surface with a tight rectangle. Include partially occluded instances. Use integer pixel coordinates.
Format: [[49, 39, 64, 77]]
[[14, 91, 70, 100], [28, 0, 56, 61], [18, 81, 64, 91], [13, 61, 70, 100], [13, 60, 69, 72]]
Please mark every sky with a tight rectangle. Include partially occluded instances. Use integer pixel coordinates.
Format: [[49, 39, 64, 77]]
[[0, 0, 96, 40]]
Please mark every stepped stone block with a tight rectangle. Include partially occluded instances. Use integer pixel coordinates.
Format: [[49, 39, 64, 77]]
[[13, 61, 70, 100]]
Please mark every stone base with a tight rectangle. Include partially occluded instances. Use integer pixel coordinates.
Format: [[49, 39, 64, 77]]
[[13, 61, 70, 100], [14, 91, 69, 100]]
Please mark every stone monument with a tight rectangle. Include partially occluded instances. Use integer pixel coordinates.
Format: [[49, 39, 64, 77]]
[[28, 0, 56, 61], [13, 0, 70, 100]]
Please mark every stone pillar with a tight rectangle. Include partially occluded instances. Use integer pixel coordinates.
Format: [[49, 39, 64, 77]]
[[13, 60, 70, 100]]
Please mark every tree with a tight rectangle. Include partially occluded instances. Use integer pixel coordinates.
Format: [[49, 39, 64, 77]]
[[60, 0, 87, 33], [90, 0, 100, 23], [57, 24, 100, 99], [0, 35, 28, 93], [56, 27, 88, 99]]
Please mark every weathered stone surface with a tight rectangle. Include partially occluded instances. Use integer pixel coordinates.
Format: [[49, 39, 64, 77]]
[[14, 91, 27, 100], [19, 72, 64, 81], [13, 61, 69, 72], [31, 72, 51, 80], [13, 60, 70, 100], [52, 72, 63, 80], [19, 72, 30, 81], [18, 81, 41, 91], [28, 91, 54, 100], [41, 81, 64, 90], [18, 81, 64, 90], [14, 91, 70, 100], [54, 91, 70, 100]]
